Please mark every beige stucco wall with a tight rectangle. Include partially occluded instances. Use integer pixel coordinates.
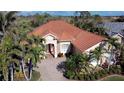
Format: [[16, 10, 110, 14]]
[[43, 34, 58, 58], [43, 34, 57, 44], [57, 42, 61, 54], [43, 34, 72, 57]]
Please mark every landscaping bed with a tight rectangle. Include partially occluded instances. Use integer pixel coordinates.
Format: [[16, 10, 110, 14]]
[[14, 70, 41, 81], [64, 64, 122, 81], [31, 70, 41, 81]]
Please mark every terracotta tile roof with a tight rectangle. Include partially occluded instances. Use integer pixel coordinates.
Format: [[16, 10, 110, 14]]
[[72, 31, 105, 52], [29, 20, 105, 52]]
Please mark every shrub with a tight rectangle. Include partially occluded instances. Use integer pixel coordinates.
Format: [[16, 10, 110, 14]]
[[104, 68, 109, 74], [64, 70, 75, 79], [98, 70, 104, 77], [108, 65, 122, 74], [74, 75, 79, 80], [78, 74, 85, 80], [113, 65, 121, 74], [84, 74, 91, 81], [89, 73, 96, 81], [99, 70, 104, 77], [116, 65, 121, 73], [109, 66, 114, 74], [94, 72, 99, 80]]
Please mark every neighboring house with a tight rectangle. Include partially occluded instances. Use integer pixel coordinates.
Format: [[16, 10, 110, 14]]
[[97, 22, 124, 66], [99, 22, 124, 44]]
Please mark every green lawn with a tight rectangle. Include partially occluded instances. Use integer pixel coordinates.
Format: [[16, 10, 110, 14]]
[[102, 75, 124, 81], [31, 70, 41, 81]]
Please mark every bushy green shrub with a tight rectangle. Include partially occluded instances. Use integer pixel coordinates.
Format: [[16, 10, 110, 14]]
[[67, 65, 122, 81], [64, 54, 122, 81], [99, 70, 104, 77], [109, 66, 115, 74], [89, 73, 96, 81], [78, 74, 84, 80], [84, 74, 91, 81], [64, 70, 75, 79], [116, 65, 121, 74], [94, 72, 99, 80], [74, 75, 79, 80], [109, 65, 122, 74], [104, 68, 109, 75]]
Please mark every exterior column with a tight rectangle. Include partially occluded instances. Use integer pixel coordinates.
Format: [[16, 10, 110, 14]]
[[54, 44, 57, 58]]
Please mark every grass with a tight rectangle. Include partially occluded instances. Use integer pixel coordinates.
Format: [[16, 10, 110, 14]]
[[102, 75, 124, 81], [31, 70, 41, 81]]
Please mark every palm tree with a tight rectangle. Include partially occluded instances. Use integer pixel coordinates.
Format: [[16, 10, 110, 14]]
[[71, 11, 107, 37], [0, 12, 45, 81], [79, 53, 93, 74], [0, 31, 45, 81], [91, 46, 104, 69], [0, 11, 17, 39], [65, 53, 93, 78], [106, 37, 121, 64], [0, 33, 21, 81], [19, 35, 45, 80]]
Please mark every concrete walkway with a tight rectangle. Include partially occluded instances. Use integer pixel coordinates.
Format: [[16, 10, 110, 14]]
[[35, 57, 69, 81]]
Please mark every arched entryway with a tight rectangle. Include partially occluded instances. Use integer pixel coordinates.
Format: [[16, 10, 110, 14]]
[[46, 43, 55, 57]]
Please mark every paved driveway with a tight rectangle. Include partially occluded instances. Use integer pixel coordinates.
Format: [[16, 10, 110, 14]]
[[35, 57, 69, 81]]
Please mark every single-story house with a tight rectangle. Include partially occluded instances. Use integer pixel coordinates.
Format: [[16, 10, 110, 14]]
[[29, 20, 105, 61]]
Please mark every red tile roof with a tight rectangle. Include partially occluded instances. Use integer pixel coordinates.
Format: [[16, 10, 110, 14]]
[[29, 20, 105, 52]]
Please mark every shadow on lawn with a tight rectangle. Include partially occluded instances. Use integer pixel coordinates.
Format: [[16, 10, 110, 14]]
[[56, 61, 66, 73]]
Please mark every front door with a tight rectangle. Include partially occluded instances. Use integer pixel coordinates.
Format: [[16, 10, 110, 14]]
[[46, 44, 54, 57]]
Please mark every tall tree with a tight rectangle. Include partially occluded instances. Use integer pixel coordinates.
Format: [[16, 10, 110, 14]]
[[22, 35, 45, 80], [0, 33, 20, 81], [71, 11, 107, 36], [0, 11, 17, 39], [31, 13, 51, 28], [0, 12, 45, 81]]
